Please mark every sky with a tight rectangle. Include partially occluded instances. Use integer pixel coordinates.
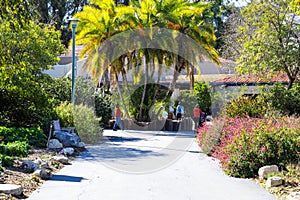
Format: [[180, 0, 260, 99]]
[[231, 0, 249, 7]]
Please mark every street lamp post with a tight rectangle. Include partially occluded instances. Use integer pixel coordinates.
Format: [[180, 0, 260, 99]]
[[69, 17, 79, 104]]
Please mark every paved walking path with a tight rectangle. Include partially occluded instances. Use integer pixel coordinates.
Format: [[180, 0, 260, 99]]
[[28, 130, 277, 200]]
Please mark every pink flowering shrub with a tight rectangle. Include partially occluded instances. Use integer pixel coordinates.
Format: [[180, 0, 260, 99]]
[[196, 116, 300, 178], [196, 123, 222, 155]]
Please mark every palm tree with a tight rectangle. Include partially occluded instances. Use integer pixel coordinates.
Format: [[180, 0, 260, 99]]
[[157, 0, 219, 93], [74, 0, 133, 118], [74, 0, 220, 122]]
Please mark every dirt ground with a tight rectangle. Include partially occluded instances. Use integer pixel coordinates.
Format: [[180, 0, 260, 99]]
[[0, 148, 83, 200]]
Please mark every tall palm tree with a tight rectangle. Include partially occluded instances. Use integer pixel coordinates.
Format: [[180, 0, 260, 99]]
[[74, 0, 219, 122], [125, 0, 161, 121], [157, 0, 219, 93], [74, 0, 133, 118]]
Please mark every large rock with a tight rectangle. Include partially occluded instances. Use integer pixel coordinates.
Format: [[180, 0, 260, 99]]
[[258, 165, 279, 180], [266, 176, 282, 187], [60, 147, 74, 156], [77, 142, 85, 148], [0, 184, 23, 196], [34, 158, 43, 165], [40, 161, 50, 169], [48, 139, 63, 149], [22, 160, 39, 173], [33, 168, 52, 180], [286, 192, 300, 200], [52, 155, 69, 164], [54, 131, 80, 147]]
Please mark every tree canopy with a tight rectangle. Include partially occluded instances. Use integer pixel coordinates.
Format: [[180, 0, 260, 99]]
[[0, 19, 64, 127], [236, 0, 300, 88], [74, 0, 219, 120]]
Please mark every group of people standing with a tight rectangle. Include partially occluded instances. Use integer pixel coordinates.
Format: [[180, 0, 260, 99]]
[[112, 102, 206, 131]]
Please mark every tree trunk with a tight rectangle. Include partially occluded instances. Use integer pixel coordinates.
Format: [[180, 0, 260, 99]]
[[139, 55, 148, 121], [152, 60, 162, 107], [113, 67, 130, 119], [167, 54, 184, 97], [189, 65, 195, 94]]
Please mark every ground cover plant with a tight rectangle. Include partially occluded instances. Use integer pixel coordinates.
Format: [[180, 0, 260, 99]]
[[196, 116, 300, 178]]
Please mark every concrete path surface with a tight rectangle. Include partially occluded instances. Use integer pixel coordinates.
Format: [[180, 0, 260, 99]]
[[28, 130, 277, 200]]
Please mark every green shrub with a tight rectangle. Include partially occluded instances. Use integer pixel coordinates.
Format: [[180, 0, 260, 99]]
[[5, 141, 29, 157], [199, 117, 300, 178], [95, 89, 112, 128], [0, 143, 6, 155], [0, 21, 64, 128], [54, 101, 74, 127], [196, 123, 222, 155], [194, 82, 211, 113], [74, 77, 95, 107], [73, 104, 103, 144], [55, 102, 103, 144], [264, 82, 300, 115], [129, 83, 169, 122], [0, 154, 13, 167], [0, 87, 54, 128], [176, 90, 198, 117], [222, 95, 273, 118], [42, 77, 71, 106], [0, 126, 47, 147]]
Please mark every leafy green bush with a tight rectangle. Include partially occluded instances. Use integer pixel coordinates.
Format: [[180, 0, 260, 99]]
[[197, 117, 300, 178], [55, 102, 103, 144], [73, 104, 103, 144], [5, 141, 29, 157], [42, 77, 71, 106], [95, 89, 112, 128], [196, 122, 222, 155], [177, 90, 198, 117], [0, 154, 13, 167], [222, 95, 273, 118], [194, 82, 211, 113], [75, 77, 95, 107], [54, 101, 74, 127], [0, 126, 47, 147], [129, 83, 169, 122], [264, 82, 300, 115]]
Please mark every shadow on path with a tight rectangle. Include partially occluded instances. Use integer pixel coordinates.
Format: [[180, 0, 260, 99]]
[[79, 142, 166, 162], [50, 175, 87, 182]]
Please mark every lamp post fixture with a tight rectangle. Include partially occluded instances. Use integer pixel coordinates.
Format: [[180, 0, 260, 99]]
[[69, 17, 79, 104]]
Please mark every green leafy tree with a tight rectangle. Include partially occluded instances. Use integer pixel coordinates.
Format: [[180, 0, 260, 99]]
[[0, 0, 34, 29], [30, 0, 89, 46], [237, 0, 300, 89], [192, 0, 235, 50], [263, 82, 300, 115], [0, 21, 64, 127], [42, 77, 71, 106], [194, 82, 211, 113], [95, 89, 113, 128]]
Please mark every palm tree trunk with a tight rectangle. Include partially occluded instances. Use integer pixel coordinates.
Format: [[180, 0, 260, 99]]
[[139, 55, 148, 121], [167, 54, 184, 97], [152, 59, 162, 106], [113, 66, 130, 119], [189, 65, 195, 94]]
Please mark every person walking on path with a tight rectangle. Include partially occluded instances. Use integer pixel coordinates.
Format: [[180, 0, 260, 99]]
[[176, 102, 184, 120], [113, 104, 123, 131], [193, 104, 200, 129]]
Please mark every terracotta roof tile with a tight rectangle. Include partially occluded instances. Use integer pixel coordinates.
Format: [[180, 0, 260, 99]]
[[212, 72, 296, 85]]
